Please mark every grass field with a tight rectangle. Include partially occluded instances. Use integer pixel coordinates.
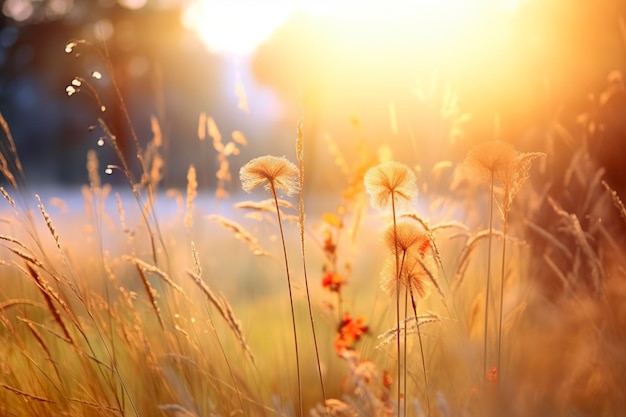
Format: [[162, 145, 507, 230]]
[[1, 35, 626, 417]]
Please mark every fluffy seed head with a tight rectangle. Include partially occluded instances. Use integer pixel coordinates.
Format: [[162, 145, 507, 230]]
[[384, 220, 429, 255], [465, 141, 545, 218], [239, 155, 299, 196], [364, 161, 418, 211], [380, 246, 437, 298], [463, 140, 517, 184]]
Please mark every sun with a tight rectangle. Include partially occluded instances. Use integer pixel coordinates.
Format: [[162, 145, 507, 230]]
[[182, 0, 521, 56], [181, 0, 297, 54]]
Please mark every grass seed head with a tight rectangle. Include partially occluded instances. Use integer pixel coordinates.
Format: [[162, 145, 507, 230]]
[[463, 140, 517, 184], [383, 220, 428, 255], [239, 155, 299, 196], [380, 250, 436, 298], [364, 161, 418, 211]]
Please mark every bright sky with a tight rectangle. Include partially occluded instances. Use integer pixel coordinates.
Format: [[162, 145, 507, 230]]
[[182, 0, 521, 55]]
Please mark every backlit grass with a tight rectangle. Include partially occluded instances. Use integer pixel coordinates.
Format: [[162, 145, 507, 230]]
[[0, 37, 625, 417]]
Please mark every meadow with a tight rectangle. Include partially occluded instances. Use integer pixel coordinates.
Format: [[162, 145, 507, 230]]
[[0, 38, 625, 417]]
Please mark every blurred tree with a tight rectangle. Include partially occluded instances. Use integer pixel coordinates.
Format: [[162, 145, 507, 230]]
[[0, 0, 229, 187]]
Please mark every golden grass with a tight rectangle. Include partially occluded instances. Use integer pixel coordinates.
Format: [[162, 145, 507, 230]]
[[0, 40, 625, 417]]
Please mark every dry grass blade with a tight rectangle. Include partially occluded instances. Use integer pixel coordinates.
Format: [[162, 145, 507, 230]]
[[399, 212, 459, 292], [158, 404, 199, 417], [524, 219, 574, 260], [123, 255, 185, 295], [36, 195, 62, 252], [581, 168, 606, 215], [417, 256, 444, 298], [24, 262, 75, 344], [547, 197, 604, 295], [596, 221, 623, 258], [23, 319, 63, 384], [68, 398, 120, 413], [0, 186, 16, 210], [376, 313, 441, 347], [18, 317, 77, 352], [232, 130, 248, 146], [0, 298, 42, 311], [234, 198, 295, 212], [233, 198, 300, 223], [86, 149, 101, 190], [563, 149, 585, 189], [97, 118, 133, 183], [453, 229, 506, 289], [430, 221, 471, 234], [0, 111, 25, 184], [296, 118, 328, 408], [602, 180, 626, 224], [0, 151, 17, 189], [134, 264, 165, 330], [185, 164, 198, 229], [0, 233, 34, 253], [115, 192, 131, 234], [207, 214, 271, 257], [543, 254, 574, 292], [191, 241, 202, 276], [198, 112, 207, 140], [221, 293, 255, 363], [208, 116, 222, 152], [2, 384, 57, 403], [186, 270, 254, 363], [6, 244, 45, 271]]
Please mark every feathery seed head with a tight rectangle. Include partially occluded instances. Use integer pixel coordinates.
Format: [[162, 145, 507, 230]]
[[380, 249, 437, 298], [463, 140, 517, 184], [239, 155, 299, 196], [465, 141, 545, 218], [501, 151, 545, 208], [364, 161, 418, 211], [384, 220, 429, 255]]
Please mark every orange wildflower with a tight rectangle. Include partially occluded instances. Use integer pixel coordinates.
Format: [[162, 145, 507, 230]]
[[322, 272, 344, 292], [334, 313, 368, 355]]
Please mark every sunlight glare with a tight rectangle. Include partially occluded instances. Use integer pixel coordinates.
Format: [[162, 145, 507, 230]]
[[183, 0, 520, 56], [182, 0, 295, 54]]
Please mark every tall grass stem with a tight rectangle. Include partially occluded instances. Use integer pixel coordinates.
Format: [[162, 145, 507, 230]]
[[271, 183, 303, 417], [484, 171, 495, 383]]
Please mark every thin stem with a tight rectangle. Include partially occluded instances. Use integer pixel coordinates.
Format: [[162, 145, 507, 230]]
[[409, 287, 431, 417], [484, 170, 495, 384], [271, 183, 302, 417], [297, 133, 328, 411], [391, 195, 402, 415], [299, 223, 328, 412], [400, 252, 408, 417], [205, 300, 247, 413], [496, 214, 509, 385]]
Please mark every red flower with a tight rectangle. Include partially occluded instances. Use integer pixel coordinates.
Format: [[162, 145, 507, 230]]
[[322, 272, 344, 292], [334, 313, 368, 355]]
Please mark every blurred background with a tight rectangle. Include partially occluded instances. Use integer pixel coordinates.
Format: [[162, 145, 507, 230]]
[[1, 0, 626, 191]]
